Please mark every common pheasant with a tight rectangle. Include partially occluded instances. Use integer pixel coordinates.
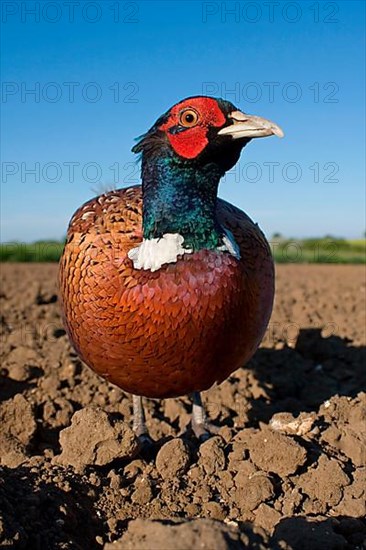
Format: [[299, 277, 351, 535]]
[[59, 96, 283, 441]]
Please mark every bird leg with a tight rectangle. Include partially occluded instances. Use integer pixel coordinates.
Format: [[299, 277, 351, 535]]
[[132, 395, 153, 446], [190, 391, 218, 441]]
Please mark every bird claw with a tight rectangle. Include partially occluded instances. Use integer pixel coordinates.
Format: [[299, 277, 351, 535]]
[[190, 391, 219, 442], [135, 431, 156, 457]]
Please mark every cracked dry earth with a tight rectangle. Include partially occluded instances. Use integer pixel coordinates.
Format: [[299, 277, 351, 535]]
[[0, 263, 365, 550]]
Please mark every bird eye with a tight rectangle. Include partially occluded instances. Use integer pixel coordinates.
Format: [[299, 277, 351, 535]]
[[179, 108, 199, 128]]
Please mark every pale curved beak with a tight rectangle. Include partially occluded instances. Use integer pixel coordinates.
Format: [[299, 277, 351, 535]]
[[218, 110, 284, 139]]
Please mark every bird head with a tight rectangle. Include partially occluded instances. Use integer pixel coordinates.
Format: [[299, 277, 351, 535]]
[[132, 96, 283, 172]]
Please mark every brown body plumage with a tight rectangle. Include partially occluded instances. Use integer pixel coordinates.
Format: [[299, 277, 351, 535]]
[[59, 185, 274, 398]]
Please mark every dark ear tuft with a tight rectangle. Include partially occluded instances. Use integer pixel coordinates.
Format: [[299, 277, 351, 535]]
[[131, 135, 145, 154], [131, 110, 170, 155], [132, 130, 168, 157]]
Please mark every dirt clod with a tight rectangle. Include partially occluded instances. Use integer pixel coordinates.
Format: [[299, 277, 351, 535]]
[[269, 411, 316, 436], [198, 436, 226, 475], [235, 472, 275, 512], [249, 427, 307, 476], [104, 518, 268, 550], [55, 407, 139, 471], [0, 394, 37, 467], [156, 438, 191, 478]]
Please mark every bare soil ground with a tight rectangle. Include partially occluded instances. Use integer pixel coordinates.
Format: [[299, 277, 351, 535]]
[[0, 263, 365, 550]]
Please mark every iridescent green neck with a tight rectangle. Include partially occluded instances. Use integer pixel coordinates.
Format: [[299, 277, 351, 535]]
[[141, 152, 224, 250]]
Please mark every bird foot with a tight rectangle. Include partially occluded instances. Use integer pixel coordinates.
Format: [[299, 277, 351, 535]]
[[191, 420, 220, 442], [135, 430, 156, 457], [190, 391, 219, 442]]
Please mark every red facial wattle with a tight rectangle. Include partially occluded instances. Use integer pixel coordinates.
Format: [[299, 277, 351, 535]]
[[165, 126, 209, 159], [159, 97, 226, 159]]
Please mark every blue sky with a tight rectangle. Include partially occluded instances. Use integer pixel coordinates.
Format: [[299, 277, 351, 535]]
[[1, 0, 365, 241]]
